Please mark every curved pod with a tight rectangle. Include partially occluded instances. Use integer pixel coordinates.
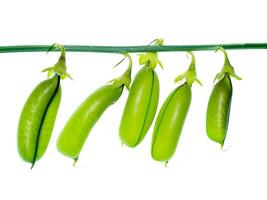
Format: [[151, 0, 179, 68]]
[[18, 75, 61, 167], [151, 82, 191, 162], [119, 66, 159, 147], [57, 84, 123, 160], [206, 74, 232, 146]]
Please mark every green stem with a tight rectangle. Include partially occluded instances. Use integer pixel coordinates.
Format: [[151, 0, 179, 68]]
[[0, 43, 267, 53]]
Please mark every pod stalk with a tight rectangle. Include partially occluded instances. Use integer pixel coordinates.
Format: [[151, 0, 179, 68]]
[[174, 51, 202, 86], [42, 43, 72, 80], [109, 53, 132, 89], [139, 39, 164, 70], [214, 47, 242, 82]]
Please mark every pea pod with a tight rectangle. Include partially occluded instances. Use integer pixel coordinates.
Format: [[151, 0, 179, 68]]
[[57, 54, 132, 162], [206, 48, 241, 147], [18, 45, 70, 168], [151, 52, 201, 163], [119, 51, 163, 147]]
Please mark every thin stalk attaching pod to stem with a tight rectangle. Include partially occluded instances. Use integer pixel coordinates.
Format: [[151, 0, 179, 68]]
[[174, 51, 202, 86], [214, 47, 242, 82], [139, 38, 164, 70], [109, 53, 133, 90], [42, 43, 72, 80]]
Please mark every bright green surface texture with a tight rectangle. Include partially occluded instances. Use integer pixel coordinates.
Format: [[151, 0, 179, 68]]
[[206, 74, 232, 146], [119, 66, 159, 147], [18, 75, 61, 165], [57, 84, 123, 159], [151, 82, 191, 162]]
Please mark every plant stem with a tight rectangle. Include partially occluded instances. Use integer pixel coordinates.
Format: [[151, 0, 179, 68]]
[[0, 43, 267, 54]]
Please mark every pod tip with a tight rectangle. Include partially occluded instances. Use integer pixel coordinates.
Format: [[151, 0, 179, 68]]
[[164, 161, 169, 168], [30, 162, 35, 170], [73, 157, 79, 167]]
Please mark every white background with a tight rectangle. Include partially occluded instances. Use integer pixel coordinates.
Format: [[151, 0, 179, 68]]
[[0, 0, 267, 199]]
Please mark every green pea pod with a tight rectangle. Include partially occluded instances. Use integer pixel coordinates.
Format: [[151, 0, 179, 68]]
[[151, 82, 191, 162], [18, 75, 61, 167], [17, 44, 70, 168], [151, 52, 201, 163], [206, 47, 241, 147], [206, 74, 232, 146], [119, 51, 162, 147], [57, 85, 123, 160], [57, 54, 132, 162]]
